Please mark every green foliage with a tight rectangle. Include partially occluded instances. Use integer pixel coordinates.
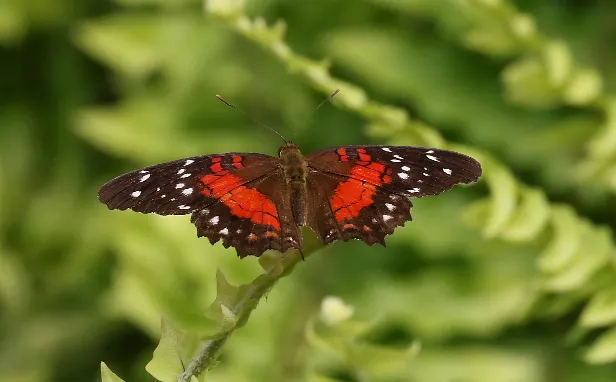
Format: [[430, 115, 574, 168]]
[[3, 0, 616, 381]]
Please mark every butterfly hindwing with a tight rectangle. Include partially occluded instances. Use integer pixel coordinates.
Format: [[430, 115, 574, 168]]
[[191, 174, 301, 258], [306, 171, 412, 245]]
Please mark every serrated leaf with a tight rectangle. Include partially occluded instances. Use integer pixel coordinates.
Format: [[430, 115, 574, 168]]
[[585, 326, 616, 364], [537, 206, 582, 273], [101, 362, 126, 382], [203, 270, 265, 337], [500, 187, 549, 241], [146, 317, 200, 382], [502, 56, 560, 108], [581, 284, 616, 327], [481, 159, 518, 238], [349, 341, 421, 376], [563, 68, 602, 106], [586, 99, 616, 159], [306, 374, 346, 382], [75, 14, 163, 77], [543, 224, 612, 292]]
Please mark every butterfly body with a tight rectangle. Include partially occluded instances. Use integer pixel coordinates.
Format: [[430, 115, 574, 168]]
[[98, 143, 482, 258], [279, 142, 309, 226]]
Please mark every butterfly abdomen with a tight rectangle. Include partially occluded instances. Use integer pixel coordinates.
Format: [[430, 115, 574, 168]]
[[279, 143, 309, 226]]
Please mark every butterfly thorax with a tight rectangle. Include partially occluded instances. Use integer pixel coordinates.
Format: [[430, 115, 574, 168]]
[[279, 142, 307, 187], [279, 142, 308, 225]]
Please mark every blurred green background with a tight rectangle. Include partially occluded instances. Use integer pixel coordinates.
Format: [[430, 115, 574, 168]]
[[2, 0, 616, 381]]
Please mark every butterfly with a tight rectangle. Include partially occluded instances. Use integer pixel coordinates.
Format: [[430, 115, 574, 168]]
[[98, 142, 482, 258]]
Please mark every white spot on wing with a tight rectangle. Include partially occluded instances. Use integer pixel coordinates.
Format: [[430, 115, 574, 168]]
[[185, 159, 194, 166], [180, 173, 191, 178], [209, 216, 219, 225], [156, 188, 161, 192], [139, 174, 151, 182], [391, 159, 401, 163], [161, 194, 166, 198], [139, 170, 149, 174], [402, 166, 410, 171], [443, 168, 452, 175], [426, 155, 439, 162], [372, 218, 378, 223], [177, 169, 185, 174], [382, 147, 392, 152], [175, 183, 185, 189], [385, 203, 396, 211], [178, 205, 190, 210], [383, 215, 393, 222], [131, 191, 141, 197], [394, 154, 403, 160], [409, 188, 420, 193], [182, 188, 193, 195], [236, 229, 242, 234], [219, 228, 229, 235], [426, 150, 434, 154], [423, 173, 430, 177], [398, 172, 409, 180]]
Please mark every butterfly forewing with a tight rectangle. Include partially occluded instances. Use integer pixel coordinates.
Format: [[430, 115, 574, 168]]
[[98, 153, 278, 215], [307, 145, 482, 198]]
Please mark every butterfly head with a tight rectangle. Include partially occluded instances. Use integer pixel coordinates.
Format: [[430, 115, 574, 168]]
[[278, 141, 301, 157]]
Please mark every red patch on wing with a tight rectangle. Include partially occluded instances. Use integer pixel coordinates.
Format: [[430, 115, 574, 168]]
[[199, 166, 280, 230], [329, 161, 391, 223], [232, 155, 244, 169], [210, 162, 223, 172], [337, 147, 349, 162], [331, 179, 376, 222]]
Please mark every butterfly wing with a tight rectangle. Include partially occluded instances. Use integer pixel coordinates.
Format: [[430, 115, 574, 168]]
[[191, 173, 302, 258], [98, 153, 298, 257], [98, 153, 278, 214], [305, 170, 412, 245], [305, 145, 481, 244]]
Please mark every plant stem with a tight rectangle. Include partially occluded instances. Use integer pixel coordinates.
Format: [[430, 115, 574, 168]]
[[177, 250, 308, 382]]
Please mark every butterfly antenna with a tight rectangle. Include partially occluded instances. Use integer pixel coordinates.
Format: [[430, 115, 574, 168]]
[[292, 89, 340, 139], [216, 95, 286, 142]]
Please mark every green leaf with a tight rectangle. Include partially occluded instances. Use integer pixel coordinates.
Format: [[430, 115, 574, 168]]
[[581, 284, 616, 328], [500, 187, 550, 242], [537, 206, 582, 274], [480, 158, 518, 238], [543, 223, 612, 292], [101, 362, 126, 382], [0, 1, 27, 44], [75, 14, 163, 77], [585, 326, 616, 364], [146, 317, 200, 382], [563, 69, 602, 106]]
